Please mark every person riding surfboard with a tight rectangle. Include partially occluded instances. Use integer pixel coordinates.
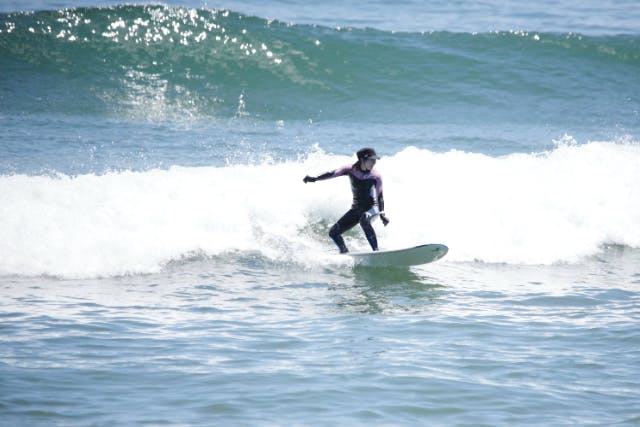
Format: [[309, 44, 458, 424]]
[[303, 148, 389, 253]]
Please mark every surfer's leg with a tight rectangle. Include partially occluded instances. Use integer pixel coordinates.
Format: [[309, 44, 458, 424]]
[[329, 228, 349, 253], [329, 209, 360, 253], [359, 212, 378, 251]]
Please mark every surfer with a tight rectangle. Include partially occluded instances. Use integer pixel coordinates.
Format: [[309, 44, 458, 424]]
[[303, 147, 389, 253]]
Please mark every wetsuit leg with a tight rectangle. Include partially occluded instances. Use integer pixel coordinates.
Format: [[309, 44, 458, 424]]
[[329, 208, 361, 253], [359, 212, 378, 251]]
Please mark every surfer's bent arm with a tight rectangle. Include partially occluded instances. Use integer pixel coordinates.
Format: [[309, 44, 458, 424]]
[[303, 165, 351, 183], [373, 174, 389, 225], [373, 174, 384, 211]]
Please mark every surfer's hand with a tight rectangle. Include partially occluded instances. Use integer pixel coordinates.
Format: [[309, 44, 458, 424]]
[[303, 175, 317, 183], [380, 214, 390, 226]]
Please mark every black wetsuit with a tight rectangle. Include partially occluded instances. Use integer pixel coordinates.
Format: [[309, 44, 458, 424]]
[[315, 164, 384, 252]]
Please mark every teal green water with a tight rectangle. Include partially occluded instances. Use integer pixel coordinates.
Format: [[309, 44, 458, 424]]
[[2, 5, 639, 175], [2, 6, 638, 123], [1, 1, 639, 425]]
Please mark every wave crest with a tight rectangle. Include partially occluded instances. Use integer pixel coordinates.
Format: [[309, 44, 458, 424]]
[[1, 139, 639, 277], [2, 5, 638, 121]]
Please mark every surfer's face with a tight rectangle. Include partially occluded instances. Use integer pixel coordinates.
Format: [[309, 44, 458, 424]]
[[362, 158, 376, 171]]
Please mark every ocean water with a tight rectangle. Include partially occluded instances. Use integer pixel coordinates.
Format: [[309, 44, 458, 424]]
[[1, 0, 640, 425]]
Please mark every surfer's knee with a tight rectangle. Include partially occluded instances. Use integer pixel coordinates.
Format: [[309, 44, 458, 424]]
[[329, 223, 341, 239], [329, 223, 348, 253], [359, 212, 372, 227]]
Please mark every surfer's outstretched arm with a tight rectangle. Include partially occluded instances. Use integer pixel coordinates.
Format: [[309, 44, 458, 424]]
[[303, 165, 351, 183]]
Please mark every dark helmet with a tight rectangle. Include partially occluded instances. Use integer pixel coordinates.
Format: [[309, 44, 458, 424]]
[[356, 147, 380, 160]]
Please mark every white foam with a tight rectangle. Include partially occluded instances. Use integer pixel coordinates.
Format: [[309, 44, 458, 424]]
[[380, 138, 640, 264], [1, 139, 638, 277]]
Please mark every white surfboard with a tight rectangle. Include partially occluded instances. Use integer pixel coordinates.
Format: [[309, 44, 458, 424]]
[[347, 244, 448, 267]]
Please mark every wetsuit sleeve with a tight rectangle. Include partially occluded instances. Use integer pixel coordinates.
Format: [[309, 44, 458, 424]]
[[315, 165, 351, 181], [376, 174, 384, 211]]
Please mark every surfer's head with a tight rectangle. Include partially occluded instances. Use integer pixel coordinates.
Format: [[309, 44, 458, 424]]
[[356, 147, 379, 171], [357, 147, 380, 161]]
